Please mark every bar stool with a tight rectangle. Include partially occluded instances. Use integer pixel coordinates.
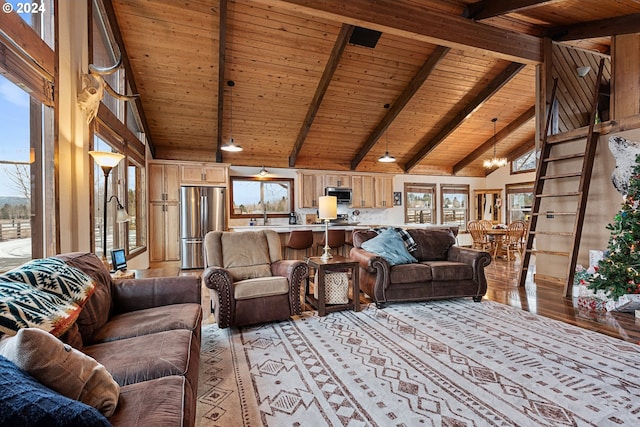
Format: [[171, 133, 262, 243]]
[[285, 230, 314, 260], [316, 229, 346, 257]]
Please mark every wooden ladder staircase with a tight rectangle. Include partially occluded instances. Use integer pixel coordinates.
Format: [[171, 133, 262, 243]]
[[517, 59, 605, 296]]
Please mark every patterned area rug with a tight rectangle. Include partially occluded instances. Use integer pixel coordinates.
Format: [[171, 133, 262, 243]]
[[196, 300, 640, 426]]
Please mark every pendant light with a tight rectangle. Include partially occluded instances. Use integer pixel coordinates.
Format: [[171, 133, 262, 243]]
[[258, 166, 268, 176], [221, 80, 243, 152], [378, 103, 396, 163], [378, 130, 396, 163], [483, 117, 507, 169]]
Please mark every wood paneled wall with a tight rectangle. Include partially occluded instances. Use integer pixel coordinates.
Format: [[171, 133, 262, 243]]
[[612, 34, 640, 120], [551, 43, 611, 133]]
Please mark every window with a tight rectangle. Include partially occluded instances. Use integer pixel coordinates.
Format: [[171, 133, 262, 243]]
[[91, 0, 147, 264], [404, 183, 436, 224], [0, 2, 55, 272], [512, 149, 537, 174], [230, 177, 294, 220], [506, 183, 534, 223], [441, 184, 469, 231]]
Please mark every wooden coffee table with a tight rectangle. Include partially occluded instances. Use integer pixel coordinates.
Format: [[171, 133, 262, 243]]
[[306, 255, 360, 316]]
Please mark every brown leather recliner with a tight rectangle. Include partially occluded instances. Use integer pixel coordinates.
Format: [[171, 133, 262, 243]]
[[202, 230, 309, 328]]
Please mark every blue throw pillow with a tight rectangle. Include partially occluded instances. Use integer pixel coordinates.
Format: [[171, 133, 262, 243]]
[[361, 228, 418, 266], [0, 355, 111, 427]]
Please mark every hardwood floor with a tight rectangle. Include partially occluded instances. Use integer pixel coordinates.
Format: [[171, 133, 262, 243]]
[[140, 257, 640, 344]]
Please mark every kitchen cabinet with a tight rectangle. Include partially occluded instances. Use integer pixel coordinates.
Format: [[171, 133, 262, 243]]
[[149, 202, 180, 262], [149, 163, 180, 202], [374, 176, 394, 208], [299, 173, 325, 208], [181, 164, 227, 185], [351, 175, 374, 208], [324, 174, 350, 188]]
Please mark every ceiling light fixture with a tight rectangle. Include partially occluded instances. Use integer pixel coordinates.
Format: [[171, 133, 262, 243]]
[[576, 66, 591, 78], [221, 80, 243, 152], [378, 103, 396, 163], [483, 117, 507, 169], [258, 166, 268, 176]]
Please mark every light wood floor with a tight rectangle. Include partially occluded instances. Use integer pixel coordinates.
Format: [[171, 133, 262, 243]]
[[140, 257, 640, 344]]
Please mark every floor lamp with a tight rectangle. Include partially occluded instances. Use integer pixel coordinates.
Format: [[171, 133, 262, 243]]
[[89, 151, 129, 269], [318, 195, 337, 261]]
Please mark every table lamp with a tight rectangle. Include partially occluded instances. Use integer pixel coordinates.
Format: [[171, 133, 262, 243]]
[[318, 195, 337, 261]]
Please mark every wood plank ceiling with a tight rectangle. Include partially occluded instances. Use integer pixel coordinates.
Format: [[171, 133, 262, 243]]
[[109, 0, 640, 176]]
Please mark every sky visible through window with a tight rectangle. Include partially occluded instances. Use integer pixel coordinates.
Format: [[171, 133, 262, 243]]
[[0, 74, 30, 198]]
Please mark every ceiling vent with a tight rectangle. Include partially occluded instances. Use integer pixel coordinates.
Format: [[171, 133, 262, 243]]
[[349, 26, 382, 48]]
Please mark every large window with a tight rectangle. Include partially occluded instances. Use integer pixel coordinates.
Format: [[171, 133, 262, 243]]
[[0, 2, 55, 272], [506, 183, 534, 223], [441, 184, 469, 231], [404, 183, 436, 224], [230, 177, 294, 220], [91, 0, 147, 264]]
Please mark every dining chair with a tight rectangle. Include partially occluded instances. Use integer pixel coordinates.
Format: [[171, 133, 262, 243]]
[[497, 221, 527, 261], [467, 220, 493, 252]]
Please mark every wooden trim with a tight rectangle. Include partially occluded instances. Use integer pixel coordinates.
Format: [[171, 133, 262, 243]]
[[350, 45, 450, 170], [405, 62, 525, 172], [97, 103, 146, 165], [252, 0, 543, 64], [289, 24, 354, 167]]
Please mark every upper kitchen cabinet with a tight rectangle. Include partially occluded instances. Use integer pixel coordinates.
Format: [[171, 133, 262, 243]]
[[149, 162, 180, 202], [374, 176, 394, 208], [351, 175, 374, 208], [299, 172, 325, 208], [181, 163, 228, 185], [324, 174, 351, 188]]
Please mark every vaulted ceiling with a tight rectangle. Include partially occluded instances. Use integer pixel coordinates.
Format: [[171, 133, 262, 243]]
[[107, 0, 640, 176]]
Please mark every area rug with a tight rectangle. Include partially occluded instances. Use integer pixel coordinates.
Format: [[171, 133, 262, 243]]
[[196, 300, 640, 426]]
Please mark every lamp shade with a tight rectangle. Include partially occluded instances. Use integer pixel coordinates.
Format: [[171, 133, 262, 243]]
[[318, 196, 337, 220], [89, 151, 125, 168]]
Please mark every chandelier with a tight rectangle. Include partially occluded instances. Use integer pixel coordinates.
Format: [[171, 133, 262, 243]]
[[483, 117, 507, 169]]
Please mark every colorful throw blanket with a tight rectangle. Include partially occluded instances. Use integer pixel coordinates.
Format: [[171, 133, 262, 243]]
[[0, 258, 96, 337], [371, 227, 418, 253]]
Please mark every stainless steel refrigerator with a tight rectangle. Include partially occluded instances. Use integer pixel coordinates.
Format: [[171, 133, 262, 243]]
[[180, 186, 226, 269]]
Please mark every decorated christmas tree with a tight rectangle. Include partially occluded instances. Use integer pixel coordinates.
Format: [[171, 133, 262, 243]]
[[588, 154, 640, 300]]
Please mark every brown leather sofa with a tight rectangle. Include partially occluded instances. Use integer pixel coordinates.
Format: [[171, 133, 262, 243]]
[[2, 252, 203, 426], [202, 230, 309, 328], [350, 228, 492, 307]]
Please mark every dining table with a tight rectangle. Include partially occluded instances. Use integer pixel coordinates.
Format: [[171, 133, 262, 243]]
[[485, 228, 507, 258]]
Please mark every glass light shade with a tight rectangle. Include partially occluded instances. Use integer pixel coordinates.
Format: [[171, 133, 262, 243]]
[[378, 152, 396, 163], [483, 157, 508, 169], [258, 166, 268, 176], [221, 138, 242, 152], [89, 151, 125, 168], [318, 196, 337, 220], [116, 206, 130, 223]]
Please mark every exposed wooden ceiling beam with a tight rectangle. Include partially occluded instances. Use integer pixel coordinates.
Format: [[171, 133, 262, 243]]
[[350, 45, 450, 170], [288, 24, 354, 167], [453, 105, 535, 174], [551, 13, 640, 42], [404, 62, 525, 172], [507, 138, 536, 161], [465, 0, 561, 20], [216, 0, 228, 163], [103, 0, 155, 158], [251, 0, 542, 64]]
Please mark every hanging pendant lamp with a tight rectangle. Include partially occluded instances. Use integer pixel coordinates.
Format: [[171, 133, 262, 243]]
[[378, 105, 396, 163], [483, 117, 507, 169], [221, 80, 243, 152]]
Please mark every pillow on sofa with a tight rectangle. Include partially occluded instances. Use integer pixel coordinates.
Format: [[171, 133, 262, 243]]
[[0, 257, 96, 337], [361, 228, 418, 266], [0, 328, 119, 417], [0, 355, 111, 426]]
